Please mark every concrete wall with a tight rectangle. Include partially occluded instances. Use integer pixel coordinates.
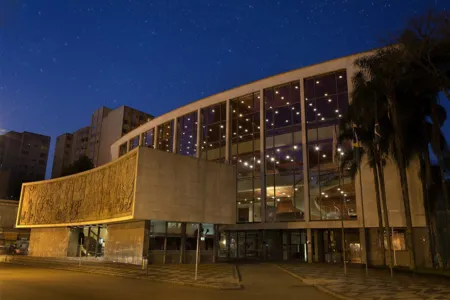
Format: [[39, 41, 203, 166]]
[[366, 227, 432, 268], [0, 200, 18, 228], [104, 221, 148, 265], [98, 107, 124, 166], [134, 147, 236, 225], [28, 227, 70, 257], [359, 156, 426, 228]]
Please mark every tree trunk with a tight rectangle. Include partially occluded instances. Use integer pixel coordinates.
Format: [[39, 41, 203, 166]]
[[388, 95, 416, 271], [420, 151, 437, 267], [376, 157, 394, 273], [431, 103, 450, 267], [372, 155, 386, 265]]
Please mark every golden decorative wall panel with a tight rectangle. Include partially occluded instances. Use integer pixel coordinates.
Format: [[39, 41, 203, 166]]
[[17, 151, 137, 227]]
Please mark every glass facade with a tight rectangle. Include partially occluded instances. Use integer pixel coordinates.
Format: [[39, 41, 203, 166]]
[[157, 120, 174, 152], [304, 70, 355, 220], [200, 102, 226, 162], [177, 111, 198, 157], [264, 81, 304, 222], [117, 68, 355, 224], [142, 128, 155, 148], [231, 92, 261, 223], [129, 135, 139, 150]]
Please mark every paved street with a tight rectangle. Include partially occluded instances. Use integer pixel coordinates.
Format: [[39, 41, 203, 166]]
[[0, 264, 335, 300], [278, 263, 450, 299]]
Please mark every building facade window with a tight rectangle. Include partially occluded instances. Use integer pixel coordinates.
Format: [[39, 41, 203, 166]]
[[119, 143, 127, 157], [264, 81, 304, 222], [200, 102, 226, 162], [304, 70, 355, 220], [142, 128, 155, 148], [177, 111, 198, 157], [129, 135, 139, 150], [157, 120, 174, 152], [231, 92, 261, 223]]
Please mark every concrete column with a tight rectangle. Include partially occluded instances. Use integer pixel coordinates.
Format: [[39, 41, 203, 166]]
[[225, 99, 231, 163], [196, 108, 201, 158], [172, 118, 178, 153], [142, 220, 151, 262], [154, 125, 159, 150], [359, 228, 367, 265], [213, 224, 219, 263], [94, 226, 101, 257], [300, 77, 310, 222], [313, 230, 319, 262], [179, 222, 186, 263], [138, 132, 143, 146], [259, 89, 266, 223], [226, 232, 231, 260], [163, 221, 168, 264], [307, 228, 313, 263]]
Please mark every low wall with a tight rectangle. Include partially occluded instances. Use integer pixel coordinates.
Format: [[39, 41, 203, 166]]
[[366, 227, 432, 268], [28, 227, 70, 257], [104, 221, 148, 265]]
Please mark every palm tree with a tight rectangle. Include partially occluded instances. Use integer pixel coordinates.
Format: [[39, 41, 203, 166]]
[[338, 127, 387, 267], [339, 73, 395, 271], [355, 48, 419, 270], [352, 42, 450, 270], [398, 11, 450, 266]]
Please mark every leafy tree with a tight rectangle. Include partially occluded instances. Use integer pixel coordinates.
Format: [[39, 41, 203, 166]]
[[62, 155, 94, 176]]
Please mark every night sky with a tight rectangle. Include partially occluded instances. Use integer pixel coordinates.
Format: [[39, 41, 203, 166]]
[[0, 0, 448, 178]]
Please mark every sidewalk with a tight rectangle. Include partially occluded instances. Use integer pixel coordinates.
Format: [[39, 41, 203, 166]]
[[277, 263, 450, 299], [2, 255, 240, 289], [236, 264, 336, 300]]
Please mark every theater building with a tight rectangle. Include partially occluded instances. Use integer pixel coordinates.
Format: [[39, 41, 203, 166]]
[[16, 49, 431, 267]]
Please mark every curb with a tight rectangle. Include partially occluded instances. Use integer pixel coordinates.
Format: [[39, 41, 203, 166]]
[[274, 264, 353, 300], [2, 261, 241, 290]]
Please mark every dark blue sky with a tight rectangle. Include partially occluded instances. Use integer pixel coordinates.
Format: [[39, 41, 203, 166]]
[[0, 0, 448, 177]]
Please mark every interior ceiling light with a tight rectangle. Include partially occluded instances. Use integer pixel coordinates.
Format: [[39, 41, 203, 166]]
[[328, 99, 332, 102], [316, 81, 319, 84], [295, 86, 299, 89]]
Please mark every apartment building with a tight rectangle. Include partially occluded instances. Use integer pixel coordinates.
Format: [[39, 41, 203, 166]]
[[0, 131, 50, 199], [51, 106, 153, 178]]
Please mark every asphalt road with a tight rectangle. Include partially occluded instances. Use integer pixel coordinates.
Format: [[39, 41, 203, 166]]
[[0, 263, 336, 300]]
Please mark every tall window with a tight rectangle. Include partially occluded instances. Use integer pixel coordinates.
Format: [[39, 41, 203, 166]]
[[200, 102, 226, 162], [157, 120, 174, 152], [119, 143, 127, 157], [304, 70, 355, 220], [129, 135, 139, 150], [231, 92, 261, 223], [142, 128, 155, 148], [264, 81, 303, 222], [177, 111, 198, 157]]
